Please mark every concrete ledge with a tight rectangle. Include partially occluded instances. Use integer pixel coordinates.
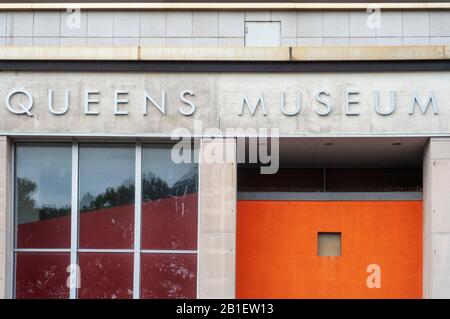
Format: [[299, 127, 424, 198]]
[[139, 47, 290, 61], [292, 46, 448, 61], [0, 46, 449, 61], [1, 3, 450, 10], [0, 46, 139, 60]]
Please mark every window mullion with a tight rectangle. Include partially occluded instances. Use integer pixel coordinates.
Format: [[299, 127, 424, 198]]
[[69, 141, 79, 299], [133, 142, 142, 299]]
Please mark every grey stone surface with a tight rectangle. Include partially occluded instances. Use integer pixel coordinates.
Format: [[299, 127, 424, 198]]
[[60, 37, 87, 46], [219, 11, 244, 37], [218, 37, 244, 46], [297, 37, 323, 46], [167, 11, 192, 37], [113, 37, 140, 46], [432, 233, 450, 298], [376, 11, 403, 37], [113, 11, 140, 38], [0, 9, 449, 47], [324, 37, 349, 46], [86, 37, 113, 46], [192, 37, 219, 47], [198, 138, 236, 299], [430, 37, 450, 45], [87, 11, 114, 37], [245, 11, 271, 21], [350, 37, 376, 46], [403, 11, 429, 37], [5, 37, 33, 46], [430, 11, 450, 36], [0, 136, 12, 299], [297, 11, 323, 37], [281, 37, 296, 46], [34, 11, 60, 37], [33, 37, 60, 46], [0, 13, 5, 38], [193, 11, 218, 37], [0, 72, 448, 136], [349, 11, 376, 37], [423, 138, 450, 298], [324, 11, 350, 37], [166, 37, 193, 46], [6, 12, 33, 37], [140, 12, 166, 37], [376, 37, 403, 46], [139, 37, 165, 46], [403, 37, 430, 46]]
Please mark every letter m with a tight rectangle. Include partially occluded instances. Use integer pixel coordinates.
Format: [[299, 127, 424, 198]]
[[409, 90, 438, 115], [239, 93, 267, 116]]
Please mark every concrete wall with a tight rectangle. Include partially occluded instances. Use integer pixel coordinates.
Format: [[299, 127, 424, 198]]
[[0, 136, 11, 299], [198, 138, 236, 298], [0, 71, 449, 137], [0, 10, 449, 47], [423, 138, 450, 298]]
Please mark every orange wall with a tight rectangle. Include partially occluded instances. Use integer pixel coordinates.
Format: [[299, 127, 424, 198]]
[[236, 200, 422, 299]]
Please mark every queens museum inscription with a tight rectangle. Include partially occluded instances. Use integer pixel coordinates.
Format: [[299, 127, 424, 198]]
[[0, 72, 449, 136]]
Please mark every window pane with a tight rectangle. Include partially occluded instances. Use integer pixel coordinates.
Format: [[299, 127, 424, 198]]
[[78, 253, 133, 299], [15, 145, 71, 248], [142, 146, 198, 250], [79, 144, 135, 249], [140, 253, 197, 299], [16, 252, 70, 299]]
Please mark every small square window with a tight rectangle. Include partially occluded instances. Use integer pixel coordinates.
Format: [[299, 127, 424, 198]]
[[318, 232, 341, 256]]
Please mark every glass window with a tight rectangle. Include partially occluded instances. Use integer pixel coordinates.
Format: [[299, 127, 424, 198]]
[[140, 253, 197, 299], [13, 142, 198, 299], [15, 252, 70, 299], [79, 144, 135, 249], [15, 144, 72, 249], [141, 145, 198, 250], [78, 253, 133, 299]]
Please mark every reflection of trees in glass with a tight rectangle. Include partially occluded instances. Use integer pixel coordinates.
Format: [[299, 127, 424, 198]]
[[142, 166, 198, 202], [80, 180, 135, 213], [17, 177, 36, 214], [17, 177, 70, 221], [142, 173, 170, 201]]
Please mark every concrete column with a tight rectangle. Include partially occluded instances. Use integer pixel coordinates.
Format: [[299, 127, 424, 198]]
[[198, 138, 236, 299], [0, 136, 12, 299], [423, 138, 450, 298]]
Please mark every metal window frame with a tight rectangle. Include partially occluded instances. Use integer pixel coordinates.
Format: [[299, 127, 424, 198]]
[[70, 141, 79, 299], [10, 140, 200, 299], [133, 142, 142, 299]]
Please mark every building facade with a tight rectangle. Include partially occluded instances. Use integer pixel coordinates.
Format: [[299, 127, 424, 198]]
[[0, 1, 450, 299]]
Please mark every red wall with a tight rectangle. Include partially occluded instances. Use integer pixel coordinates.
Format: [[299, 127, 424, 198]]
[[237, 200, 422, 299]]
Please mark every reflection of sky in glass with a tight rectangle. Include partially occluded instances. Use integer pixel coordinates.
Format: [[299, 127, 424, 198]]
[[142, 147, 196, 187], [16, 145, 71, 208], [79, 145, 135, 198]]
